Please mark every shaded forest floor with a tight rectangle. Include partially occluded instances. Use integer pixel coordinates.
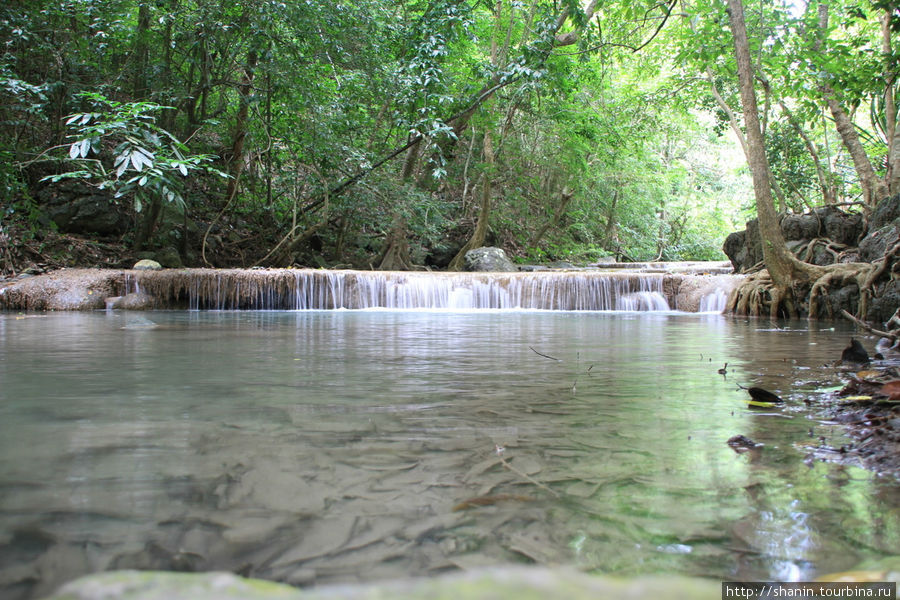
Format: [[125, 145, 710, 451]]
[[1, 225, 134, 276]]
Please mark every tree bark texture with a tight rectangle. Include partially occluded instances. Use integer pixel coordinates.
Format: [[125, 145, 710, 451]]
[[726, 0, 819, 311], [816, 2, 889, 205], [225, 49, 259, 203], [883, 7, 899, 195], [448, 129, 495, 271]]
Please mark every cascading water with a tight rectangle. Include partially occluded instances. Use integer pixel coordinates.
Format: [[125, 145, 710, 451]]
[[698, 287, 730, 313], [128, 269, 674, 311]]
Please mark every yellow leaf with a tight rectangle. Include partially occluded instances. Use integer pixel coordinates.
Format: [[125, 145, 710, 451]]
[[841, 395, 872, 402]]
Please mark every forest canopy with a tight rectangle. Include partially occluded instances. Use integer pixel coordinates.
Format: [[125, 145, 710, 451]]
[[0, 0, 897, 272]]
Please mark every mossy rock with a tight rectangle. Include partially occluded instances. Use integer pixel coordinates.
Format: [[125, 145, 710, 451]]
[[45, 571, 298, 600], [44, 568, 722, 600], [133, 259, 163, 271]]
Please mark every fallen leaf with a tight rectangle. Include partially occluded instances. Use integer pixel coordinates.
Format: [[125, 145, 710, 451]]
[[877, 380, 900, 399], [452, 494, 533, 512], [856, 370, 882, 379]]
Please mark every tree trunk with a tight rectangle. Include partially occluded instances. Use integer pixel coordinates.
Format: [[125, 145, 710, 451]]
[[377, 218, 414, 270], [132, 2, 151, 99], [816, 2, 888, 205], [603, 188, 619, 250], [826, 94, 889, 205], [883, 7, 899, 195], [225, 49, 259, 203], [448, 130, 495, 271], [528, 187, 573, 249], [134, 197, 163, 251], [726, 0, 820, 315], [779, 100, 836, 204]]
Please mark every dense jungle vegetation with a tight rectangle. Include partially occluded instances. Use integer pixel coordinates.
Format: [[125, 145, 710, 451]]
[[0, 0, 897, 274]]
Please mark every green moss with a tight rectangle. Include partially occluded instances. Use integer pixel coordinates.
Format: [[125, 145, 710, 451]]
[[45, 568, 722, 600]]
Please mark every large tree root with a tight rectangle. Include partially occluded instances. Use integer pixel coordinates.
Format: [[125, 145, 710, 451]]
[[729, 241, 900, 321], [727, 271, 773, 317]]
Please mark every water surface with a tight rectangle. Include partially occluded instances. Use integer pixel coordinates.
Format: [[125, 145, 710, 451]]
[[0, 310, 898, 599]]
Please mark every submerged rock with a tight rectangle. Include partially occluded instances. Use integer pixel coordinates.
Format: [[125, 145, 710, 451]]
[[463, 247, 517, 272], [44, 568, 722, 600], [107, 292, 155, 310]]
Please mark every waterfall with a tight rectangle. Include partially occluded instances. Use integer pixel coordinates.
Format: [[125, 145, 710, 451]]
[[698, 288, 729, 313], [129, 269, 674, 311]]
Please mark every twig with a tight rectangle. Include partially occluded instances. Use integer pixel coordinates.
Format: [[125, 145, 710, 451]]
[[495, 447, 560, 498], [529, 346, 561, 361], [840, 309, 898, 341]]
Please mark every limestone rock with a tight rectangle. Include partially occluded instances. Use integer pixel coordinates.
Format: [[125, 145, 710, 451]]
[[0, 269, 120, 310], [463, 247, 517, 272], [859, 224, 900, 263], [671, 274, 741, 312], [724, 206, 865, 273], [870, 193, 900, 230], [133, 259, 163, 271]]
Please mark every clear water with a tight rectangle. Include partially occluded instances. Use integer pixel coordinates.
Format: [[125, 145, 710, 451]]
[[0, 310, 898, 599]]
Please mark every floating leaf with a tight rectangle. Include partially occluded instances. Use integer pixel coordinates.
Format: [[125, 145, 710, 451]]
[[747, 387, 783, 408]]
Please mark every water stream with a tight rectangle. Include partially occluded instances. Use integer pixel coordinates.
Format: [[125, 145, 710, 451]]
[[1, 309, 898, 599]]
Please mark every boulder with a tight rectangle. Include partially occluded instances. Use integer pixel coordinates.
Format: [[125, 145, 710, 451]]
[[38, 181, 130, 235], [870, 193, 900, 230], [781, 213, 819, 241], [822, 207, 864, 246], [154, 247, 183, 269], [724, 206, 865, 273], [463, 247, 517, 272], [133, 259, 163, 271], [867, 279, 900, 324], [722, 230, 747, 272], [858, 224, 900, 263], [723, 220, 763, 273]]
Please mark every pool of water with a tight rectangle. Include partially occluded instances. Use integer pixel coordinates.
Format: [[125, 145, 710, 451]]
[[1, 310, 898, 599]]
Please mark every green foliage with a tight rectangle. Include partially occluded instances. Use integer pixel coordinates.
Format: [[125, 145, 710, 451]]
[[42, 92, 225, 213], [23, 0, 893, 267]]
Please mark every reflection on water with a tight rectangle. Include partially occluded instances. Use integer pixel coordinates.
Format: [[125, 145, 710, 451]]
[[0, 311, 898, 599]]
